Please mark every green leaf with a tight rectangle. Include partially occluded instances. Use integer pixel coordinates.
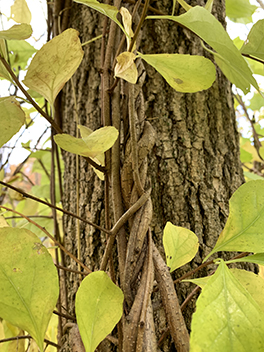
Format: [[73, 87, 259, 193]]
[[10, 0, 32, 24], [0, 227, 59, 351], [23, 28, 84, 106], [75, 271, 124, 352], [241, 20, 264, 61], [183, 276, 210, 288], [0, 24, 32, 40], [163, 221, 199, 272], [204, 180, 264, 261], [190, 260, 264, 352], [138, 53, 215, 93], [7, 40, 36, 71], [147, 6, 258, 94], [54, 126, 118, 158], [240, 148, 253, 163], [0, 97, 25, 148], [73, 0, 127, 36], [244, 171, 264, 181], [226, 0, 257, 24], [226, 253, 264, 266], [249, 92, 264, 111], [229, 268, 264, 314]]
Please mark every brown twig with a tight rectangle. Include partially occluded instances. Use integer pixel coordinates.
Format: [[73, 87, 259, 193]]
[[0, 181, 110, 234], [0, 335, 60, 349]]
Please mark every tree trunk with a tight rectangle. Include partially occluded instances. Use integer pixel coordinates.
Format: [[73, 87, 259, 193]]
[[54, 0, 244, 351]]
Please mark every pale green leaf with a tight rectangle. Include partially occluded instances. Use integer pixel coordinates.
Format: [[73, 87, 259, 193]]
[[115, 52, 138, 84], [0, 24, 32, 40], [147, 6, 258, 94], [73, 0, 127, 36], [241, 20, 264, 62], [204, 180, 264, 261], [75, 271, 124, 352], [240, 148, 253, 163], [226, 0, 257, 24], [138, 53, 216, 93], [163, 221, 199, 272], [249, 92, 264, 111], [82, 126, 119, 156], [190, 260, 264, 352], [23, 28, 84, 106], [0, 228, 59, 351], [78, 125, 105, 179], [244, 171, 263, 181], [246, 57, 264, 76], [226, 253, 264, 266], [183, 276, 210, 288], [230, 268, 264, 313], [8, 40, 36, 71], [10, 0, 32, 24], [0, 97, 25, 148], [55, 126, 118, 158]]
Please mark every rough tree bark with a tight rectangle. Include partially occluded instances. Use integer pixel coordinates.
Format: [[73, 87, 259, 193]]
[[51, 0, 245, 351]]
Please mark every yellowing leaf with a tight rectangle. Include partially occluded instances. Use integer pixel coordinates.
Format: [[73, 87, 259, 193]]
[[10, 0, 32, 24], [120, 7, 134, 50], [73, 0, 127, 36], [0, 24, 32, 40], [163, 221, 199, 272], [115, 52, 138, 84], [76, 271, 124, 352], [0, 228, 59, 351], [204, 180, 264, 261], [0, 40, 12, 81], [138, 53, 215, 93], [241, 141, 262, 162], [0, 216, 9, 228], [55, 126, 118, 158], [78, 125, 105, 179], [23, 29, 84, 106], [190, 260, 264, 352], [82, 126, 119, 156], [0, 97, 25, 148], [147, 6, 258, 94]]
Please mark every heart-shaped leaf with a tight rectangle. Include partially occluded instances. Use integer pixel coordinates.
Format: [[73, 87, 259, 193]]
[[204, 180, 264, 261], [138, 53, 216, 93], [147, 6, 258, 94], [75, 271, 124, 352], [190, 260, 264, 351], [163, 221, 199, 272], [23, 28, 84, 106], [0, 227, 59, 351], [0, 97, 25, 148], [0, 24, 32, 40], [10, 0, 32, 24]]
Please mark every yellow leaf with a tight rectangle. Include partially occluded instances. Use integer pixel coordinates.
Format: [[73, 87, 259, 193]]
[[115, 52, 138, 84], [0, 40, 12, 81], [241, 141, 263, 163], [0, 97, 25, 148], [23, 29, 84, 106], [10, 0, 32, 24], [0, 24, 32, 40], [120, 7, 134, 50]]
